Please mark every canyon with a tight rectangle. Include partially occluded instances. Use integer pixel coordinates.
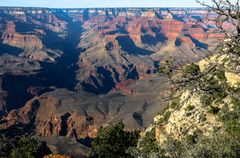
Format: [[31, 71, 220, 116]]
[[0, 7, 229, 152]]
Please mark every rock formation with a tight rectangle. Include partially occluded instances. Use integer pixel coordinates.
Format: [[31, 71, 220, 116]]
[[0, 7, 232, 144]]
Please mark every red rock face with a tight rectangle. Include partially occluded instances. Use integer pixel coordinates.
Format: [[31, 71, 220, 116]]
[[188, 28, 206, 41], [180, 36, 193, 44], [3, 33, 43, 49], [1, 21, 43, 49], [3, 95, 99, 139], [75, 9, 228, 93], [161, 19, 184, 40], [73, 8, 232, 94], [208, 31, 225, 40], [111, 79, 135, 94], [44, 154, 72, 158]]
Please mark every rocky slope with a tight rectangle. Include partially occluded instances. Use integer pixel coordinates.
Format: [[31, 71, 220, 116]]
[[0, 76, 170, 139], [137, 38, 240, 157], [76, 9, 223, 93]]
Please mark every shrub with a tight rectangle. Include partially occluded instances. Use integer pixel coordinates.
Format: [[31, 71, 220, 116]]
[[0, 135, 15, 157], [163, 138, 187, 158], [90, 122, 140, 158], [232, 98, 240, 107], [169, 100, 180, 110], [163, 111, 171, 122], [131, 129, 166, 158], [208, 106, 220, 115], [200, 95, 212, 106], [186, 134, 198, 144], [226, 119, 240, 135], [183, 63, 200, 77], [214, 69, 226, 81], [158, 57, 175, 82], [9, 135, 49, 158], [185, 132, 240, 158], [158, 66, 166, 74], [138, 130, 160, 153], [185, 105, 195, 111]]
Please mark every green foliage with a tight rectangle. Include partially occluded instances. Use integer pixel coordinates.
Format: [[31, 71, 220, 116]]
[[234, 45, 240, 54], [0, 135, 50, 158], [208, 105, 220, 115], [163, 138, 187, 158], [133, 126, 211, 157], [156, 110, 172, 124], [131, 129, 166, 158], [200, 94, 212, 106], [158, 66, 166, 74], [199, 70, 228, 107], [213, 69, 226, 81], [220, 98, 240, 123], [231, 38, 240, 55], [159, 132, 240, 158], [185, 105, 195, 111], [183, 63, 200, 77], [0, 135, 15, 157], [162, 111, 171, 123], [184, 132, 240, 158], [158, 57, 175, 82], [226, 119, 240, 135], [185, 134, 198, 144], [202, 75, 223, 92], [138, 130, 160, 153], [90, 122, 140, 158], [232, 98, 240, 107], [10, 136, 42, 158], [220, 98, 240, 134], [169, 99, 180, 110], [220, 106, 239, 123]]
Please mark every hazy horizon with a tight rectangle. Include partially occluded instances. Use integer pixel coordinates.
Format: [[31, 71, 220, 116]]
[[0, 0, 207, 8], [0, 6, 206, 9]]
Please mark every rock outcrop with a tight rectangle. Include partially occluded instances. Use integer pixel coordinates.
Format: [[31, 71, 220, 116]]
[[3, 92, 99, 139], [43, 154, 72, 158], [0, 76, 170, 139], [225, 72, 240, 87]]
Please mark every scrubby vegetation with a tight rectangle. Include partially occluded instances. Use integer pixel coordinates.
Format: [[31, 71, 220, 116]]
[[0, 135, 50, 158], [127, 126, 167, 158], [90, 122, 140, 158], [158, 57, 175, 82], [183, 63, 200, 79]]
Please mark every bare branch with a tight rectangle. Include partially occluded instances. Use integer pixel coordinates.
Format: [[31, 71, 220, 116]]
[[197, 0, 240, 37]]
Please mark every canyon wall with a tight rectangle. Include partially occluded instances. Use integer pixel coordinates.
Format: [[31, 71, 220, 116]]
[[0, 7, 231, 139]]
